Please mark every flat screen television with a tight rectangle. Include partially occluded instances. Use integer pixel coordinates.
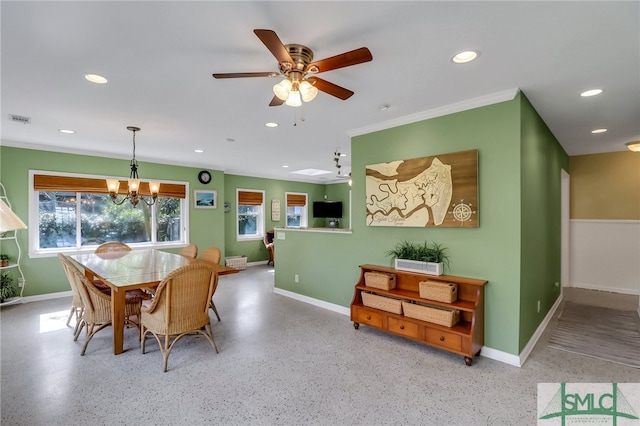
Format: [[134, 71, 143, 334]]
[[313, 201, 343, 218]]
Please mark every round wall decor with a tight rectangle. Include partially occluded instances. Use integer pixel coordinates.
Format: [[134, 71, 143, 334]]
[[198, 170, 212, 184]]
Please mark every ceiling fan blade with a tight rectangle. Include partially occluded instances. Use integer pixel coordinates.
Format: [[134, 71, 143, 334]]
[[269, 95, 285, 107], [254, 29, 294, 65], [308, 47, 372, 73], [212, 72, 277, 79], [307, 77, 354, 100]]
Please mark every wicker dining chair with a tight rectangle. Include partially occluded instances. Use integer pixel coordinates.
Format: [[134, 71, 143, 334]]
[[197, 247, 223, 321], [58, 254, 85, 338], [92, 242, 150, 300], [179, 244, 198, 259], [95, 241, 132, 253], [70, 264, 143, 355], [140, 262, 219, 372], [199, 246, 221, 264]]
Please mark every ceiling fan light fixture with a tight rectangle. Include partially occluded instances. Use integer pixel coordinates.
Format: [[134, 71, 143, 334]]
[[299, 80, 318, 102], [273, 79, 292, 101], [285, 89, 302, 107]]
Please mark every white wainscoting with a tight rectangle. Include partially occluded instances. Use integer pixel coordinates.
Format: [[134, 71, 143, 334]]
[[569, 219, 640, 295]]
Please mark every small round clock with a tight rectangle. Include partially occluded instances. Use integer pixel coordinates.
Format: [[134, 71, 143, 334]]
[[198, 170, 212, 185]]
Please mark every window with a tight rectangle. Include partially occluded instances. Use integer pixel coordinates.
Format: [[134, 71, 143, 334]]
[[285, 192, 307, 228], [30, 172, 187, 255], [237, 189, 264, 240]]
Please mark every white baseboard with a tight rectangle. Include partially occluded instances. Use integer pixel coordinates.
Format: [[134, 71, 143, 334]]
[[20, 291, 72, 304], [273, 287, 351, 316], [568, 282, 639, 296]]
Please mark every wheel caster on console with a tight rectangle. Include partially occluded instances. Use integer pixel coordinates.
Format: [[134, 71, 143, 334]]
[[353, 322, 360, 330], [464, 356, 473, 366]]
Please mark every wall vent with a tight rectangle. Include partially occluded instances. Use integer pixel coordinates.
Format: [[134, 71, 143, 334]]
[[9, 114, 31, 124]]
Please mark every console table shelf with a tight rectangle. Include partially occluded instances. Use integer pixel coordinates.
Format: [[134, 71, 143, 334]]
[[350, 264, 487, 366]]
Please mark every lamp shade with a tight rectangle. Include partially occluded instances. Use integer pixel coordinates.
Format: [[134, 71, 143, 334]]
[[0, 199, 27, 232], [299, 80, 318, 102], [128, 178, 140, 192], [106, 178, 121, 193], [149, 181, 161, 194], [285, 90, 302, 107], [273, 79, 292, 101]]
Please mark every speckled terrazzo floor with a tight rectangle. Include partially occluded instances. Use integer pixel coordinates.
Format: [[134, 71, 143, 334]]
[[1, 265, 638, 426]]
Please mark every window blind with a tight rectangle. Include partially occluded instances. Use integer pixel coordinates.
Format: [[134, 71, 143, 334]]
[[33, 174, 186, 198], [238, 190, 263, 205], [286, 194, 307, 206]]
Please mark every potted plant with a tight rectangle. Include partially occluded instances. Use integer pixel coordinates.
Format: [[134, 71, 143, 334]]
[[0, 272, 16, 302], [0, 254, 9, 268], [386, 240, 450, 276]]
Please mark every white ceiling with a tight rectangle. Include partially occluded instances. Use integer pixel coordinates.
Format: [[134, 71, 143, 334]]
[[1, 1, 639, 184]]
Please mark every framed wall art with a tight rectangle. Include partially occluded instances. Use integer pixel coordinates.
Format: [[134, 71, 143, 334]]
[[271, 199, 281, 221], [193, 190, 217, 209], [366, 149, 478, 228]]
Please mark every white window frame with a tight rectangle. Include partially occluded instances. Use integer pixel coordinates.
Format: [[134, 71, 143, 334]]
[[28, 170, 189, 257], [284, 192, 308, 228], [236, 188, 265, 241]]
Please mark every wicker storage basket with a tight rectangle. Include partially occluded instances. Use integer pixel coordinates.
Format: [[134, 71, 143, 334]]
[[364, 272, 396, 290], [419, 281, 458, 303], [225, 256, 247, 270], [361, 292, 403, 314], [401, 301, 460, 327]]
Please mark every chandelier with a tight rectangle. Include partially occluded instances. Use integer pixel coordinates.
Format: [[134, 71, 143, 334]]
[[272, 70, 318, 107], [105, 126, 160, 207]]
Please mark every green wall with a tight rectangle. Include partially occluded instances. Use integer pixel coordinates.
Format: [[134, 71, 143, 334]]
[[274, 92, 568, 355], [519, 95, 569, 349], [223, 174, 330, 262], [1, 91, 569, 356], [0, 146, 225, 296]]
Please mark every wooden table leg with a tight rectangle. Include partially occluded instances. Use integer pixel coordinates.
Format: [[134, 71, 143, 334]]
[[111, 288, 126, 355]]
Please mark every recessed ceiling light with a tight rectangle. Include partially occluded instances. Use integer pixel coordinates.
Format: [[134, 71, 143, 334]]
[[58, 129, 75, 134], [84, 74, 108, 84], [452, 50, 479, 64], [282, 165, 289, 168], [194, 149, 204, 153], [591, 128, 607, 134], [265, 122, 278, 128], [379, 104, 390, 111], [580, 89, 603, 97], [625, 141, 640, 152]]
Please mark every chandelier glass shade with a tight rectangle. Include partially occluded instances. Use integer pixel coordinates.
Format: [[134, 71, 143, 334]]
[[273, 78, 318, 107], [105, 127, 160, 208]]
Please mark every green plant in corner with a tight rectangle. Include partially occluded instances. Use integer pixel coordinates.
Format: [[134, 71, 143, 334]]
[[0, 272, 16, 302], [386, 240, 451, 272]]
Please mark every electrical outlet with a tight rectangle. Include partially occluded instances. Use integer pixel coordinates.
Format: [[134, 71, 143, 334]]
[[554, 282, 560, 289], [537, 300, 541, 313], [294, 274, 299, 283]]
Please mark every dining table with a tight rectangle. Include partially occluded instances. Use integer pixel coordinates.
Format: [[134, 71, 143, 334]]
[[70, 248, 239, 355]]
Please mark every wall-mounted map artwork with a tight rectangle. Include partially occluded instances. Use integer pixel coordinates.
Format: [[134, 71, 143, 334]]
[[365, 149, 478, 228]]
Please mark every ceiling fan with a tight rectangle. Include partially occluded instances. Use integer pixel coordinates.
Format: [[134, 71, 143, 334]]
[[212, 29, 373, 107]]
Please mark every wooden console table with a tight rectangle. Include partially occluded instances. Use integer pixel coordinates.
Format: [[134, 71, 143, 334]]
[[350, 264, 487, 366]]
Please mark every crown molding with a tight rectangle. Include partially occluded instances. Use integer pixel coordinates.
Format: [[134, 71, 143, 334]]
[[347, 88, 519, 137]]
